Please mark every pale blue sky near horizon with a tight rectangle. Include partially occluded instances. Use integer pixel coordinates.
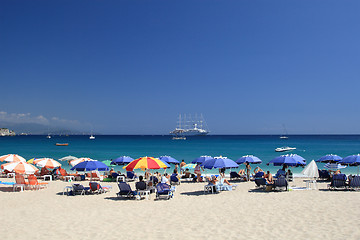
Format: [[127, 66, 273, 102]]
[[1, 0, 360, 134]]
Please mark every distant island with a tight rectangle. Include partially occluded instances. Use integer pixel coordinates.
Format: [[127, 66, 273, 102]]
[[0, 128, 16, 136]]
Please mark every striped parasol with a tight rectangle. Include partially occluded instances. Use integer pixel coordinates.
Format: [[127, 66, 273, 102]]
[[183, 163, 196, 169], [34, 158, 61, 169], [1, 161, 39, 174], [0, 154, 26, 162], [324, 163, 347, 171], [124, 156, 170, 171], [69, 158, 93, 167]]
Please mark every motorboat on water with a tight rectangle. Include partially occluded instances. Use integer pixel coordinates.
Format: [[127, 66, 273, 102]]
[[46, 135, 51, 139], [275, 146, 296, 152], [172, 136, 186, 140], [89, 135, 95, 140], [56, 143, 69, 146], [280, 136, 288, 139]]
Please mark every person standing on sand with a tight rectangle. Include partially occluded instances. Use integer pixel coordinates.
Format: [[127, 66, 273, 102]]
[[194, 163, 204, 182], [180, 160, 186, 173], [245, 162, 251, 181]]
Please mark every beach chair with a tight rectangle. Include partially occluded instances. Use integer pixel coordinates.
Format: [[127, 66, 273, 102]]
[[89, 182, 111, 194], [126, 171, 137, 181], [117, 182, 137, 199], [14, 174, 29, 192], [255, 178, 268, 189], [274, 176, 288, 191], [156, 183, 174, 200], [170, 174, 180, 185], [349, 176, 360, 191], [230, 171, 245, 181], [90, 171, 104, 181], [217, 178, 237, 191], [71, 184, 90, 195], [28, 175, 48, 190], [329, 174, 348, 190], [254, 172, 264, 178], [318, 170, 331, 181]]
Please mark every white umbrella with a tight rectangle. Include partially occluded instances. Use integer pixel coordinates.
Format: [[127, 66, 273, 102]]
[[0, 154, 26, 162], [301, 160, 319, 178], [1, 161, 39, 174], [34, 158, 61, 169], [69, 158, 94, 167], [59, 155, 78, 161]]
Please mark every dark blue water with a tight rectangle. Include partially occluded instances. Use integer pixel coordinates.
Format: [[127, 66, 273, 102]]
[[1, 135, 360, 175]]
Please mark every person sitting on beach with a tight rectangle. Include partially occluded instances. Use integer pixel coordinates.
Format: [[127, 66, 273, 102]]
[[40, 167, 50, 176], [136, 176, 147, 190], [254, 167, 264, 174], [264, 171, 273, 184], [172, 169, 180, 180], [194, 163, 204, 182], [161, 173, 170, 184]]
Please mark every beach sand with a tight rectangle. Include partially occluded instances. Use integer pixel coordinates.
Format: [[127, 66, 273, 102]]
[[0, 178, 359, 240]]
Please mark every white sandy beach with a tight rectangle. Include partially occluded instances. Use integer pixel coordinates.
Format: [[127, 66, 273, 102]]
[[0, 178, 359, 240]]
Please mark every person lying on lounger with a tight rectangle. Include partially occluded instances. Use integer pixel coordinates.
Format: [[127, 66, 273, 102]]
[[264, 171, 273, 184]]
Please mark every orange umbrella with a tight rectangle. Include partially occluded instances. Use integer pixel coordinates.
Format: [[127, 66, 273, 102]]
[[0, 154, 26, 162], [34, 158, 61, 169], [1, 161, 39, 174]]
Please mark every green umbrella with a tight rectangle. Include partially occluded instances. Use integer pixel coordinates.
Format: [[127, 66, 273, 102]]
[[102, 160, 115, 167]]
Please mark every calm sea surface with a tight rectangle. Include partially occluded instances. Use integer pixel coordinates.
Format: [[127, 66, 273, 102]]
[[1, 135, 360, 175]]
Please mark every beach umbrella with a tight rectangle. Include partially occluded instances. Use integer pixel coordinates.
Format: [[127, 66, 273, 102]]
[[34, 158, 61, 169], [111, 156, 134, 165], [102, 160, 115, 167], [1, 161, 39, 174], [27, 158, 38, 164], [324, 163, 346, 171], [201, 156, 239, 169], [59, 155, 78, 161], [301, 160, 319, 178], [123, 157, 170, 171], [236, 155, 262, 164], [339, 154, 360, 175], [183, 163, 196, 169], [0, 154, 26, 162], [71, 160, 109, 171], [316, 154, 342, 163], [69, 158, 93, 167], [191, 156, 212, 164], [267, 154, 306, 167], [159, 156, 180, 165]]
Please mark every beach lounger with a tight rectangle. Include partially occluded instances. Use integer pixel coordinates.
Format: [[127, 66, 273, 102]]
[[255, 178, 268, 189], [329, 174, 348, 190], [230, 171, 245, 181], [156, 183, 174, 200], [117, 182, 137, 199], [349, 176, 360, 190], [126, 171, 137, 181], [72, 184, 90, 195], [318, 170, 331, 181], [170, 174, 180, 185], [28, 174, 48, 190], [14, 175, 29, 192], [274, 176, 288, 191], [89, 182, 111, 194]]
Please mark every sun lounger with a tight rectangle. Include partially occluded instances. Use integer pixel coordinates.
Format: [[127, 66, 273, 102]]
[[274, 176, 288, 191], [126, 171, 137, 181], [255, 178, 268, 189], [170, 174, 180, 185], [349, 176, 360, 190], [72, 184, 90, 195], [89, 182, 111, 194], [117, 182, 138, 199], [329, 174, 348, 190], [318, 169, 331, 181], [28, 174, 48, 190], [14, 175, 29, 192], [156, 183, 174, 200], [230, 171, 245, 181]]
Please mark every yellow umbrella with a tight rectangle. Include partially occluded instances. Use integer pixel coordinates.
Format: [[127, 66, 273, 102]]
[[27, 158, 38, 164], [123, 156, 170, 171]]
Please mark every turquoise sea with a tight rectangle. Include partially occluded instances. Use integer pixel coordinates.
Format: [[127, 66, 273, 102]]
[[1, 135, 360, 176]]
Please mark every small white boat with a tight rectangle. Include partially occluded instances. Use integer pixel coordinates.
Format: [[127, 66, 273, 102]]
[[46, 135, 51, 139], [280, 136, 288, 139], [275, 146, 296, 152], [172, 136, 186, 140], [89, 135, 95, 140]]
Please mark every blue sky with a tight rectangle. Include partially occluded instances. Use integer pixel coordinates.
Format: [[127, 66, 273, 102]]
[[1, 0, 359, 134]]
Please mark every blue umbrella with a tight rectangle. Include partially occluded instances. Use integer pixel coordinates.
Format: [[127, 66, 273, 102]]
[[71, 160, 109, 171], [339, 154, 360, 175], [201, 157, 239, 169], [191, 156, 212, 164], [159, 156, 180, 165], [267, 154, 306, 167], [339, 154, 360, 166], [111, 156, 134, 165], [236, 155, 262, 164], [316, 154, 342, 163]]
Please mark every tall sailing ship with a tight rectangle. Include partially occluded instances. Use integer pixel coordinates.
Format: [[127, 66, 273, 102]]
[[170, 114, 209, 138]]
